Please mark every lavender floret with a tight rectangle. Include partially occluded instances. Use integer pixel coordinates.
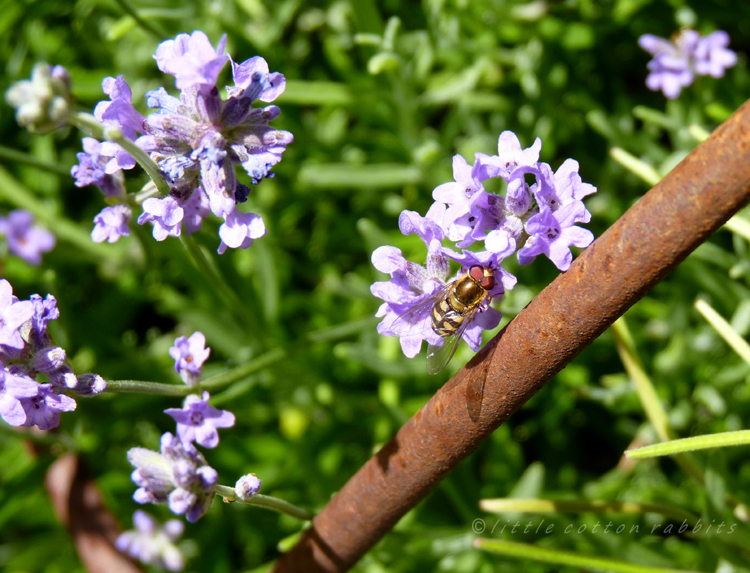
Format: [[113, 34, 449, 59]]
[[164, 391, 235, 449]]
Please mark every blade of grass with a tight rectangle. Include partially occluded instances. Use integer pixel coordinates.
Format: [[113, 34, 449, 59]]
[[479, 498, 699, 525], [626, 430, 750, 459], [611, 318, 705, 486], [694, 298, 750, 366], [610, 147, 661, 186], [475, 538, 702, 573]]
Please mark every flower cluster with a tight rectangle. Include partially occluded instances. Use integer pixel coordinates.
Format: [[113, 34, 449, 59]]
[[116, 510, 186, 571], [4, 62, 72, 133], [0, 210, 55, 266], [128, 432, 219, 523], [639, 29, 737, 99], [0, 279, 106, 430], [71, 30, 292, 252], [372, 131, 596, 361], [127, 331, 236, 522]]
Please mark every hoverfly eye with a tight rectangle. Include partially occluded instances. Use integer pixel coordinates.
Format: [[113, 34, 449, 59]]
[[469, 266, 484, 282], [481, 275, 496, 290]]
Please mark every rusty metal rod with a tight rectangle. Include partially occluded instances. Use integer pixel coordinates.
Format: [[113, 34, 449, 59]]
[[274, 99, 750, 572]]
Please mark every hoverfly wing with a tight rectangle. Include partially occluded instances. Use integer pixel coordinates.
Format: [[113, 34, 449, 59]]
[[388, 282, 453, 338], [425, 305, 481, 375], [426, 333, 461, 375]]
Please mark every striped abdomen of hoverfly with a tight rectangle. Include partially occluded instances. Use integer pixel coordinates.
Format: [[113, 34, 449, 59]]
[[431, 267, 494, 337]]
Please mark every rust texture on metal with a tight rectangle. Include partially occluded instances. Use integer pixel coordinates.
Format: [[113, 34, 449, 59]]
[[274, 100, 750, 572]]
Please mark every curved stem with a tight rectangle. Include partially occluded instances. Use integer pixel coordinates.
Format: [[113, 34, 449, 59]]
[[104, 317, 379, 395], [69, 112, 171, 197], [214, 485, 314, 520]]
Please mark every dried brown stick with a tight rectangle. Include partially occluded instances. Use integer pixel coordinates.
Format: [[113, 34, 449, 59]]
[[274, 99, 750, 572], [45, 453, 144, 573]]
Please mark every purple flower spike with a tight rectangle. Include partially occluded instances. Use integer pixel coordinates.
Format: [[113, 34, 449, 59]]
[[169, 332, 210, 386], [116, 511, 185, 572], [639, 29, 736, 98], [128, 432, 217, 522], [18, 382, 76, 431], [0, 210, 55, 265], [165, 391, 235, 449], [155, 31, 228, 91], [92, 205, 131, 243]]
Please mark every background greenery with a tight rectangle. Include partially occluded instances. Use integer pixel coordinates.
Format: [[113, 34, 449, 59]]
[[1, 0, 750, 571]]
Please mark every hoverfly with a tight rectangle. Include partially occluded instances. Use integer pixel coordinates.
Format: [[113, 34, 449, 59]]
[[390, 265, 497, 374]]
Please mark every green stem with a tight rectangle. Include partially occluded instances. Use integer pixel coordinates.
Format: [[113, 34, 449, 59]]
[[69, 112, 171, 197], [105, 317, 379, 395], [214, 485, 313, 520], [104, 380, 194, 396]]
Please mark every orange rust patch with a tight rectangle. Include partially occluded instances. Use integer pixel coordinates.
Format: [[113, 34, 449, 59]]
[[434, 401, 444, 416]]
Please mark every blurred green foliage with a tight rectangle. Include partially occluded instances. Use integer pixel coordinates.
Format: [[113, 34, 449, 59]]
[[1, 0, 750, 572]]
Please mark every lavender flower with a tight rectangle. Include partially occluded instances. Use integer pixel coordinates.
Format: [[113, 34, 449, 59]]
[[71, 31, 291, 252], [135, 31, 292, 251], [371, 130, 597, 368], [217, 210, 266, 254], [169, 332, 210, 386], [137, 196, 184, 241], [116, 510, 185, 572], [155, 31, 228, 91], [18, 382, 76, 431], [0, 369, 38, 426], [128, 432, 218, 522], [94, 76, 146, 142], [0, 280, 105, 430], [71, 138, 127, 197], [235, 473, 261, 500], [517, 203, 595, 271], [5, 63, 71, 133], [0, 210, 55, 265], [164, 391, 235, 449], [92, 205, 131, 243], [639, 29, 737, 98]]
